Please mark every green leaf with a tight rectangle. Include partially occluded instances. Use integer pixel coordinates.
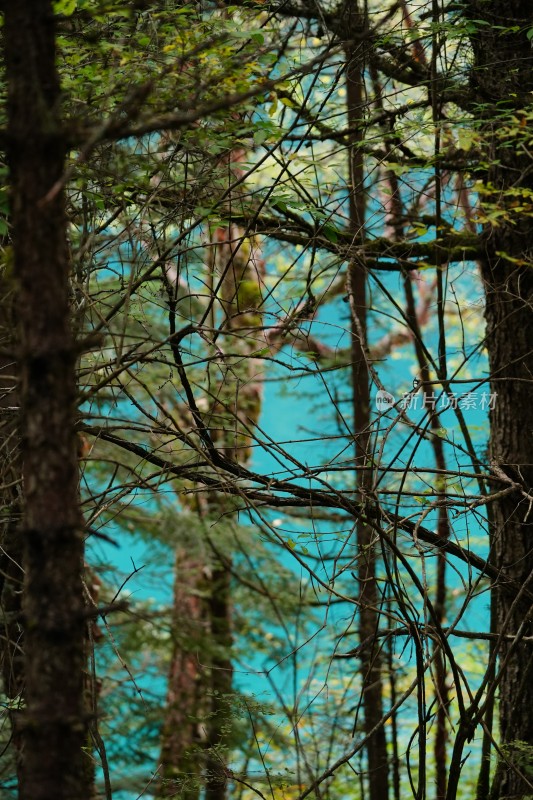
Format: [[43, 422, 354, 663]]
[[54, 0, 77, 15], [280, 96, 295, 109], [322, 223, 339, 243], [254, 129, 270, 146]]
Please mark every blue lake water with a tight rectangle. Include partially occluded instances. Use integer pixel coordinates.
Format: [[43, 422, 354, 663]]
[[89, 272, 492, 796]]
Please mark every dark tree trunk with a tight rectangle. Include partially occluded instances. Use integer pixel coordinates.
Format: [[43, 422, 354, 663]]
[[204, 563, 233, 800], [467, 2, 533, 797], [2, 2, 89, 798], [0, 271, 24, 785], [483, 222, 533, 800], [345, 5, 389, 797]]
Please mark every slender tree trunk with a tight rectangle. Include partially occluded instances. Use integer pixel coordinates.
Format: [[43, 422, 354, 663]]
[[3, 3, 88, 798], [345, 6, 388, 797], [371, 53, 451, 795], [204, 562, 233, 800], [466, 3, 533, 797]]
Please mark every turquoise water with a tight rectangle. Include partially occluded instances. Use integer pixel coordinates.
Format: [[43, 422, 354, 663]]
[[88, 271, 492, 796]]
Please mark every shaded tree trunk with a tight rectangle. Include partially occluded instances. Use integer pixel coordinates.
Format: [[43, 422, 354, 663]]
[[2, 2, 89, 798], [0, 271, 24, 786], [204, 562, 233, 800], [483, 206, 533, 800], [466, 3, 533, 797], [345, 5, 388, 797]]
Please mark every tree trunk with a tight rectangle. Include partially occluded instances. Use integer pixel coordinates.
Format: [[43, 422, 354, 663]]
[[345, 5, 389, 797], [467, 3, 533, 797], [159, 210, 263, 799], [204, 562, 233, 800], [483, 211, 533, 800], [0, 270, 24, 786], [159, 549, 209, 800], [3, 3, 89, 798]]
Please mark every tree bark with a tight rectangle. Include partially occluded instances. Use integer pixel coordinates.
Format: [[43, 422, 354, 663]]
[[345, 5, 389, 797], [3, 2, 89, 798], [0, 270, 24, 787], [483, 207, 533, 800], [204, 562, 233, 800], [467, 3, 533, 797]]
